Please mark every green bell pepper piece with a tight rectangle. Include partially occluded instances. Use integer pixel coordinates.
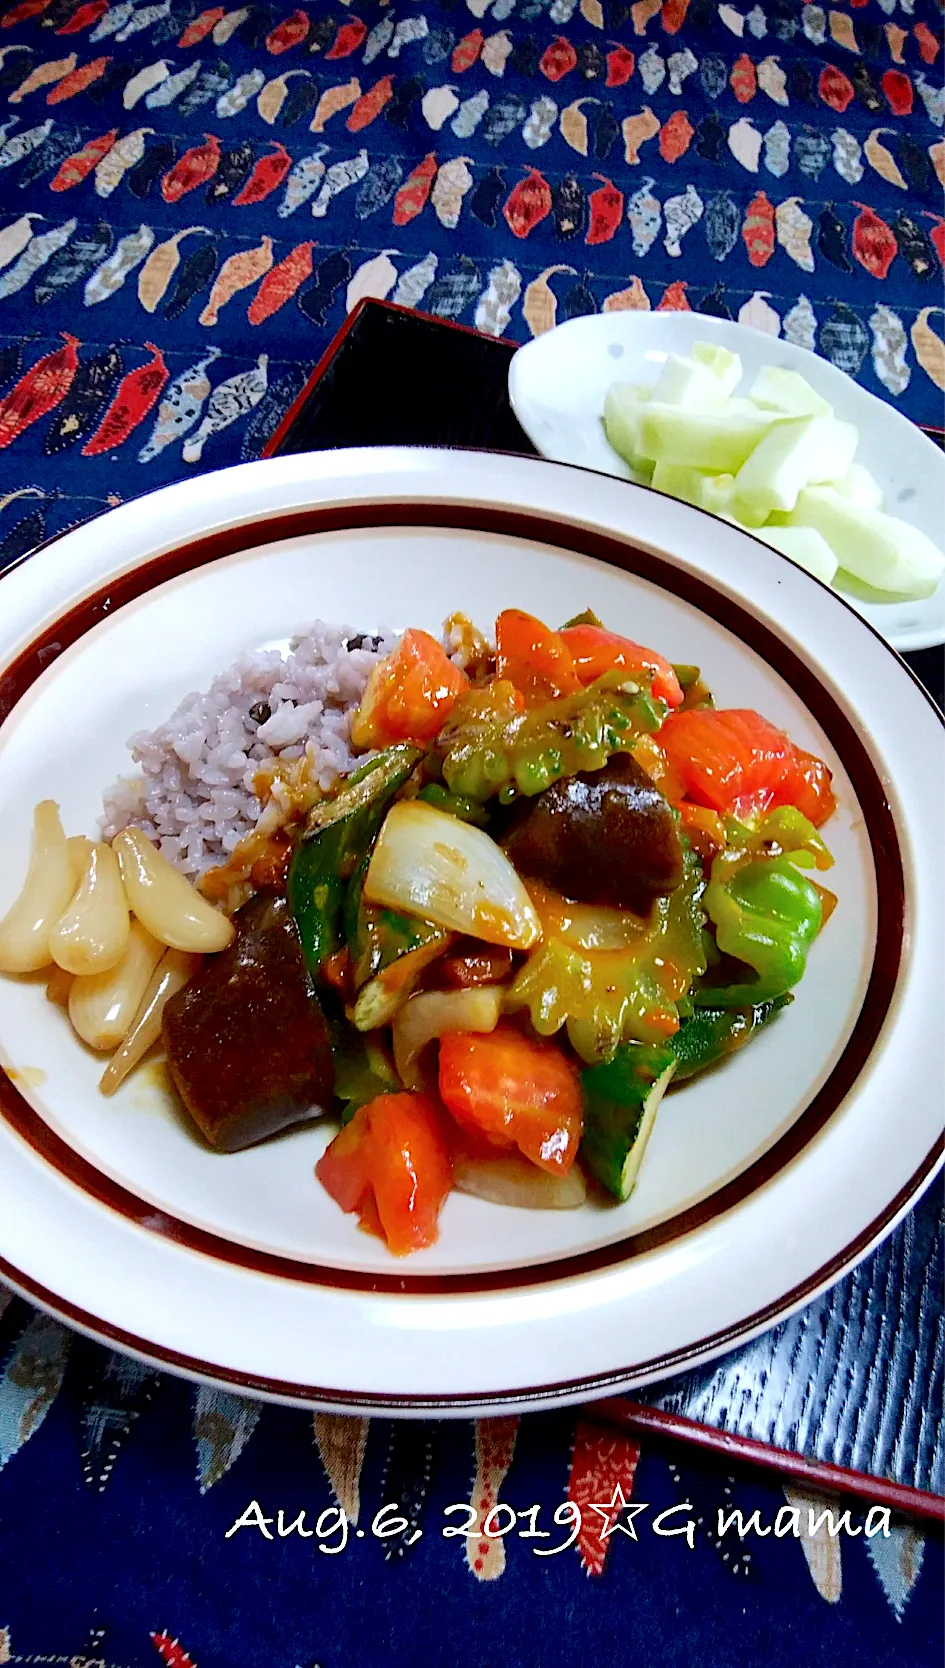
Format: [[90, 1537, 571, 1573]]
[[668, 995, 792, 1078], [333, 1033, 401, 1124], [672, 664, 715, 711], [698, 854, 822, 1008], [723, 805, 833, 871], [287, 743, 421, 979], [346, 880, 446, 992], [416, 781, 490, 828], [344, 820, 448, 993]]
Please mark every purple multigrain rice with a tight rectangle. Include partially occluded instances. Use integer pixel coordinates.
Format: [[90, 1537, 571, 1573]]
[[101, 621, 396, 876]]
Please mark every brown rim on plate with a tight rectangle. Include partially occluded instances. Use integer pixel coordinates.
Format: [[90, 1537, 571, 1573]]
[[0, 497, 936, 1406], [0, 1140, 941, 1415]]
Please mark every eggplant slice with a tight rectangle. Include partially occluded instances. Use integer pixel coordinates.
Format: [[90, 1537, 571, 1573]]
[[162, 893, 335, 1152], [502, 752, 684, 916]]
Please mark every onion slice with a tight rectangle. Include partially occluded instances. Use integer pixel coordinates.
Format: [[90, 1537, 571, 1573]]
[[452, 1151, 587, 1210], [364, 802, 541, 951], [393, 986, 503, 1090]]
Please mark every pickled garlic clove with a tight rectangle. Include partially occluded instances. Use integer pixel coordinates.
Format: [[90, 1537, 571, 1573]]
[[67, 835, 94, 889], [69, 918, 164, 1051], [99, 947, 201, 1096], [49, 841, 130, 976], [0, 800, 76, 974], [113, 827, 235, 954]]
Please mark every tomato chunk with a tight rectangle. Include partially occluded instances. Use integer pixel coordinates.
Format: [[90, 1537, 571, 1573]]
[[438, 1022, 583, 1174], [659, 708, 836, 827], [495, 609, 582, 704], [315, 1092, 453, 1255], [559, 624, 684, 709], [351, 629, 469, 749]]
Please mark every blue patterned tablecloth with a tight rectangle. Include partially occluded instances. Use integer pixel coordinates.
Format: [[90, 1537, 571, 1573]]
[[0, 0, 942, 1657], [0, 1278, 942, 1667], [0, 0, 942, 560]]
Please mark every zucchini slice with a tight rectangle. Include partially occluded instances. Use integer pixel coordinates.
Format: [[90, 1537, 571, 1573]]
[[580, 1043, 677, 1202]]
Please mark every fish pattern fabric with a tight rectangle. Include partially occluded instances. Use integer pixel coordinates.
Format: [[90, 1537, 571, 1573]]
[[0, 0, 940, 547], [0, 1275, 940, 1663]]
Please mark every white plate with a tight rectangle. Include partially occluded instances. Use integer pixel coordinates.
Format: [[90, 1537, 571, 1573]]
[[508, 312, 945, 654], [0, 447, 941, 1415]]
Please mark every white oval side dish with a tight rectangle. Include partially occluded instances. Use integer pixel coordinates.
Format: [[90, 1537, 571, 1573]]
[[508, 312, 945, 652]]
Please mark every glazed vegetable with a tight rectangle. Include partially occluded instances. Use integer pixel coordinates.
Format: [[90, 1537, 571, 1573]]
[[350, 934, 453, 1032], [523, 884, 653, 950], [666, 996, 792, 1078], [508, 845, 706, 1060], [392, 985, 503, 1090], [558, 624, 684, 710], [509, 940, 675, 1059], [452, 1149, 587, 1210], [495, 608, 582, 703], [161, 894, 335, 1148], [49, 841, 130, 976], [729, 803, 834, 871], [113, 828, 235, 954], [673, 664, 714, 711], [315, 1091, 453, 1255], [346, 862, 448, 992], [677, 802, 727, 864], [416, 782, 490, 828], [68, 918, 164, 1051], [580, 1041, 677, 1200], [0, 800, 76, 974], [99, 947, 201, 1098], [579, 997, 791, 1200], [363, 801, 541, 951], [288, 744, 421, 979], [438, 674, 666, 806], [350, 628, 469, 749], [659, 708, 836, 828], [332, 1032, 401, 1121], [438, 1022, 583, 1174], [700, 854, 823, 1007], [438, 940, 515, 987], [341, 778, 458, 1015], [502, 752, 684, 916], [443, 610, 493, 679]]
